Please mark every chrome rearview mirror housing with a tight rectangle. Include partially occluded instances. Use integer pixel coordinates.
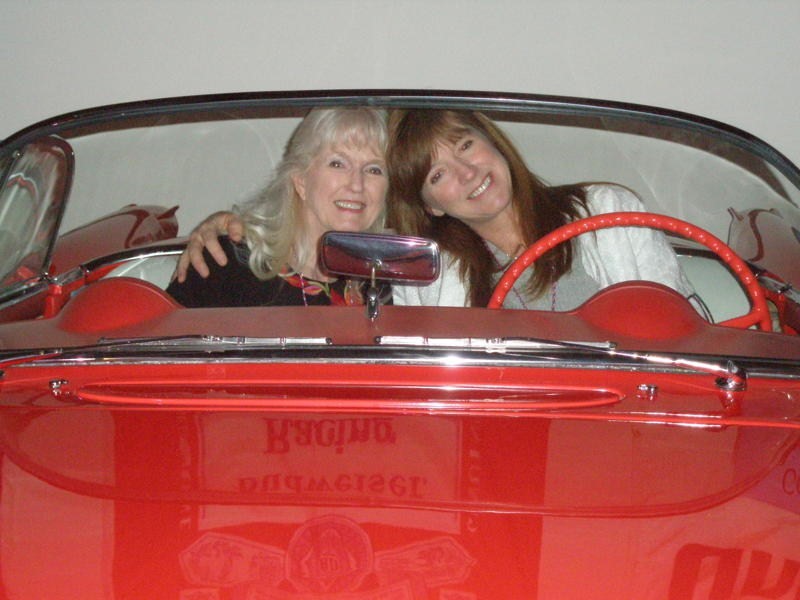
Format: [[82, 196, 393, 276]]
[[319, 231, 440, 320]]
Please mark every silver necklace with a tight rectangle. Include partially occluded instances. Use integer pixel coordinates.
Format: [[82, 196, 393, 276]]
[[508, 277, 558, 310], [488, 241, 558, 310]]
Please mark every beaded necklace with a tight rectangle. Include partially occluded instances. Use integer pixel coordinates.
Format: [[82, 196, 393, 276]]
[[278, 268, 334, 306], [278, 268, 363, 306]]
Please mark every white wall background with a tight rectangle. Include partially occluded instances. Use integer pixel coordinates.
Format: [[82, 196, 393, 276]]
[[2, 0, 799, 166]]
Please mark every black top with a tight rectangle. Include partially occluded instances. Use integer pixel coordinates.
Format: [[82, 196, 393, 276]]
[[166, 237, 389, 307]]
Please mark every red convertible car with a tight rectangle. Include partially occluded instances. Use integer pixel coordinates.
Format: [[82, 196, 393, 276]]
[[1, 91, 799, 599]]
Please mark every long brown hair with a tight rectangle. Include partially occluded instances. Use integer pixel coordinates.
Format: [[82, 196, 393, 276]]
[[387, 109, 587, 306]]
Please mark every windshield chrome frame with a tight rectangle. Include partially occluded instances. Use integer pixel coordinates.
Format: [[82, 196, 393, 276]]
[[3, 90, 799, 197]]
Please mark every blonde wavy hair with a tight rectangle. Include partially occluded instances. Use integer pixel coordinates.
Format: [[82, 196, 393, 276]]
[[236, 106, 388, 279]]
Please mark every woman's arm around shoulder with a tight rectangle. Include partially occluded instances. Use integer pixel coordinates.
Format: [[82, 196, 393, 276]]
[[166, 236, 253, 307]]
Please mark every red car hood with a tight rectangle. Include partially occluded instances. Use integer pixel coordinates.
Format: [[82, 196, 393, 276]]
[[1, 357, 799, 599]]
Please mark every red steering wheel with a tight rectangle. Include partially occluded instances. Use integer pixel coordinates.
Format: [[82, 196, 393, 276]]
[[488, 212, 771, 331]]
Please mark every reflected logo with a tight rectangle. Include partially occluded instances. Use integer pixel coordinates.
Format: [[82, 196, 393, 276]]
[[287, 515, 373, 593], [179, 516, 475, 598], [263, 417, 398, 454], [670, 543, 800, 599]]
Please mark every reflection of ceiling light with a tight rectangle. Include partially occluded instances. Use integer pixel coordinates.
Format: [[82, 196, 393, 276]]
[[442, 354, 466, 367], [5, 173, 40, 197]]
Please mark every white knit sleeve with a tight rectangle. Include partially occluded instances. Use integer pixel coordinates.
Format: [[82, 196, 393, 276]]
[[578, 184, 697, 300], [392, 250, 469, 307]]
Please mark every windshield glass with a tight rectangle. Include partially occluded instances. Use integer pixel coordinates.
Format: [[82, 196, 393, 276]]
[[58, 109, 798, 240], [0, 137, 72, 290]]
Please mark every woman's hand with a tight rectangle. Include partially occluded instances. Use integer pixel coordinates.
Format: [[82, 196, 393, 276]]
[[175, 211, 244, 282]]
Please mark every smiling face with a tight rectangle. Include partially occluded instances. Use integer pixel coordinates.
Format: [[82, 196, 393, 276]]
[[292, 141, 388, 244], [421, 129, 515, 235]]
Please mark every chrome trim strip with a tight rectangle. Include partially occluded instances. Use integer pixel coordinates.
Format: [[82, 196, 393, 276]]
[[8, 347, 800, 381], [80, 244, 185, 275], [377, 335, 617, 351], [0, 278, 51, 309]]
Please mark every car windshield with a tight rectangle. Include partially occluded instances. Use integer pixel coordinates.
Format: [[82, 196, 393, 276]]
[[1, 92, 800, 361], [45, 104, 800, 255]]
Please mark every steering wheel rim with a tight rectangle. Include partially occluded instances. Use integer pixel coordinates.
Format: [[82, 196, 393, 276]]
[[487, 212, 772, 331]]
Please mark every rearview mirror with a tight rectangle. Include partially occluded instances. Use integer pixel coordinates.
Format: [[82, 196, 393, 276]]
[[319, 231, 440, 284]]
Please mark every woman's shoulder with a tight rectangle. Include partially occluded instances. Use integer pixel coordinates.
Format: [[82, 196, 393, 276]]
[[392, 251, 469, 307], [193, 236, 254, 282], [582, 182, 646, 213], [166, 236, 259, 307]]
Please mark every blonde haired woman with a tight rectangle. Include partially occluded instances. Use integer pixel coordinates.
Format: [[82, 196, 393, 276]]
[[167, 106, 389, 307]]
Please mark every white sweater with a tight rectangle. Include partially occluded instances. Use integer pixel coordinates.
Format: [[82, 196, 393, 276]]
[[393, 183, 696, 307]]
